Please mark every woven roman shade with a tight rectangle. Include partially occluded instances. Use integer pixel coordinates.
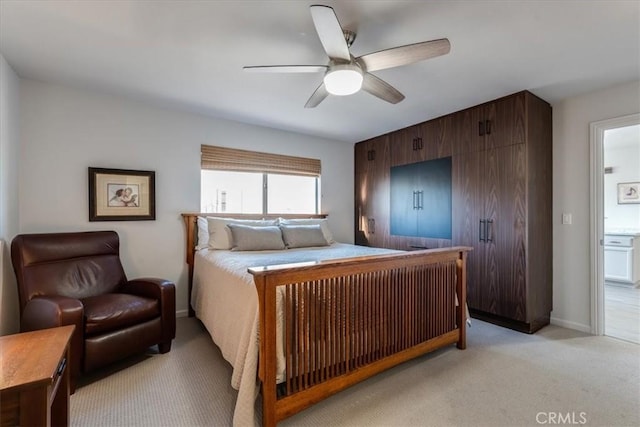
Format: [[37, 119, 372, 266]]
[[201, 145, 321, 176]]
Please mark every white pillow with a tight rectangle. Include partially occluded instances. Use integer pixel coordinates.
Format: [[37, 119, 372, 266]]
[[280, 224, 329, 248], [278, 218, 334, 244], [227, 224, 285, 251], [206, 217, 278, 249], [196, 216, 209, 250]]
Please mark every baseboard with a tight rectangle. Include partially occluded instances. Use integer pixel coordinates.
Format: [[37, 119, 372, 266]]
[[469, 309, 549, 333], [176, 309, 189, 318], [549, 317, 592, 333]]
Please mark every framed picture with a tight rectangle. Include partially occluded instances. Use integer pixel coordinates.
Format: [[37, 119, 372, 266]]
[[617, 182, 640, 204], [89, 167, 155, 221]]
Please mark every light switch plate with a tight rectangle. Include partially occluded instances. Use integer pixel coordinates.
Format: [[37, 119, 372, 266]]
[[562, 213, 572, 225]]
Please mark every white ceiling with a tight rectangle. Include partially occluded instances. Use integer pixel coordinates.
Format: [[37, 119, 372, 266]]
[[1, 0, 639, 143]]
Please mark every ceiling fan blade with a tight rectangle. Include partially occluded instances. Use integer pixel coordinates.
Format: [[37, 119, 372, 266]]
[[310, 5, 351, 61], [362, 73, 405, 104], [243, 65, 327, 73], [304, 82, 329, 108], [357, 38, 451, 72]]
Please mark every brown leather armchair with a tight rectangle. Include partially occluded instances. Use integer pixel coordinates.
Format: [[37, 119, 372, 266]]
[[11, 231, 176, 390]]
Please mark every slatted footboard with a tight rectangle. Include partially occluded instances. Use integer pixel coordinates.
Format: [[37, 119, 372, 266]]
[[249, 247, 470, 426]]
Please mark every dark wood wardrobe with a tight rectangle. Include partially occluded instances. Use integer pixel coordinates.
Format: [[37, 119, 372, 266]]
[[354, 90, 552, 333]]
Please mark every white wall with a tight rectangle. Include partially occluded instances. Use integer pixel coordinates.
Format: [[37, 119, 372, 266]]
[[0, 54, 21, 335], [17, 79, 353, 319], [604, 129, 640, 231], [552, 80, 640, 332]]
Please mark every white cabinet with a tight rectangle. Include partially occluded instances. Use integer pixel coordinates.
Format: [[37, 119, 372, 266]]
[[604, 235, 640, 285]]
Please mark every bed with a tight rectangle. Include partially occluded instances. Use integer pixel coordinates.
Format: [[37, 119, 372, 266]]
[[182, 213, 470, 427]]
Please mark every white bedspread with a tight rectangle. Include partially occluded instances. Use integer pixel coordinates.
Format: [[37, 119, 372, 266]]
[[191, 243, 401, 427]]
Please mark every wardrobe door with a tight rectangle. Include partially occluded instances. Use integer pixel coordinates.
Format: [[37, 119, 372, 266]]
[[355, 136, 390, 247], [390, 161, 420, 237], [483, 144, 527, 320], [484, 93, 526, 150], [415, 157, 452, 239], [421, 115, 453, 160], [390, 124, 424, 166], [453, 105, 485, 154], [452, 150, 483, 310], [355, 141, 369, 246], [451, 109, 468, 155]]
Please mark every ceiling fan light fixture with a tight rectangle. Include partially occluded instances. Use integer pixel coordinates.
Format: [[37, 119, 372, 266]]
[[324, 64, 363, 96]]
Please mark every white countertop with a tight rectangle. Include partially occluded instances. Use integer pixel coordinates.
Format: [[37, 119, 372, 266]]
[[605, 229, 640, 237]]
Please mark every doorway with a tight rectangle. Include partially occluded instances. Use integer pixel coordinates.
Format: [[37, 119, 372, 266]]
[[590, 113, 640, 343]]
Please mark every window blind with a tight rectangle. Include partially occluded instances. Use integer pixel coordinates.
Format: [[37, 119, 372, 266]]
[[201, 145, 321, 177]]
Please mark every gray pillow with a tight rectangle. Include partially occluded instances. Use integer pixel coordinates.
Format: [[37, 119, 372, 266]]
[[280, 224, 329, 248], [227, 224, 285, 251]]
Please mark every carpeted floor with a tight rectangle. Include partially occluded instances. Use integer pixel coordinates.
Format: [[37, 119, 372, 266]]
[[71, 317, 640, 427]]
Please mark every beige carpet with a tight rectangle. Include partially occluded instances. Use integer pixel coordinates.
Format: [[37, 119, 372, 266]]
[[71, 317, 640, 427]]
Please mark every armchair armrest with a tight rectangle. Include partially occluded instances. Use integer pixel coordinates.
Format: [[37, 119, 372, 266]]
[[123, 278, 174, 301], [122, 278, 176, 345], [22, 295, 84, 332], [21, 296, 84, 389]]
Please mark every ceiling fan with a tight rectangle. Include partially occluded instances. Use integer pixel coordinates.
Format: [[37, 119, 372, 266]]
[[244, 4, 451, 108]]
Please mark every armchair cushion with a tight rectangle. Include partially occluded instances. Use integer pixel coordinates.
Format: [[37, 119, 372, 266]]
[[82, 293, 159, 335]]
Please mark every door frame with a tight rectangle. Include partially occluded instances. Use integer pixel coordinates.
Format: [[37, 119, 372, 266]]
[[589, 113, 640, 335]]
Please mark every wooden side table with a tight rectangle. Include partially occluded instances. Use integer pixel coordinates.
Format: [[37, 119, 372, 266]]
[[1, 325, 74, 427]]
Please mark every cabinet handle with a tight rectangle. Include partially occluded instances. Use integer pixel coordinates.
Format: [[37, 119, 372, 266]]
[[368, 218, 375, 234], [479, 219, 486, 242], [412, 138, 417, 150], [412, 191, 417, 210], [478, 121, 485, 136], [367, 149, 376, 161], [485, 120, 492, 135], [56, 357, 67, 377], [417, 137, 423, 150], [418, 191, 424, 209], [486, 219, 493, 242]]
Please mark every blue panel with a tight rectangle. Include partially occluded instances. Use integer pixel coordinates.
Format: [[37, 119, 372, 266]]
[[390, 157, 452, 239], [390, 163, 418, 236], [417, 157, 452, 239]]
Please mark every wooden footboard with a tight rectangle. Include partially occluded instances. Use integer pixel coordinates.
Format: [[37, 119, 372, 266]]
[[249, 247, 469, 426]]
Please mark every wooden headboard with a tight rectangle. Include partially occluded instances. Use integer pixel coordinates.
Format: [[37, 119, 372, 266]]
[[181, 213, 327, 316]]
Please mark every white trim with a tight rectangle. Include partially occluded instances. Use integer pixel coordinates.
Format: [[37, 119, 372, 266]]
[[589, 113, 640, 336], [550, 316, 592, 334]]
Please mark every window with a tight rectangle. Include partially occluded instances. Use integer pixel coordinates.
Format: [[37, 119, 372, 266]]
[[201, 170, 262, 213], [200, 145, 321, 214], [267, 173, 317, 214]]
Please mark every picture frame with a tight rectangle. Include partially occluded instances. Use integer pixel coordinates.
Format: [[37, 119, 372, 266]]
[[617, 182, 640, 205], [88, 167, 156, 221]]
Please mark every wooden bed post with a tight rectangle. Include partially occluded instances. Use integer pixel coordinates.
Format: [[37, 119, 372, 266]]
[[456, 249, 468, 350], [253, 274, 278, 427], [182, 214, 197, 317]]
